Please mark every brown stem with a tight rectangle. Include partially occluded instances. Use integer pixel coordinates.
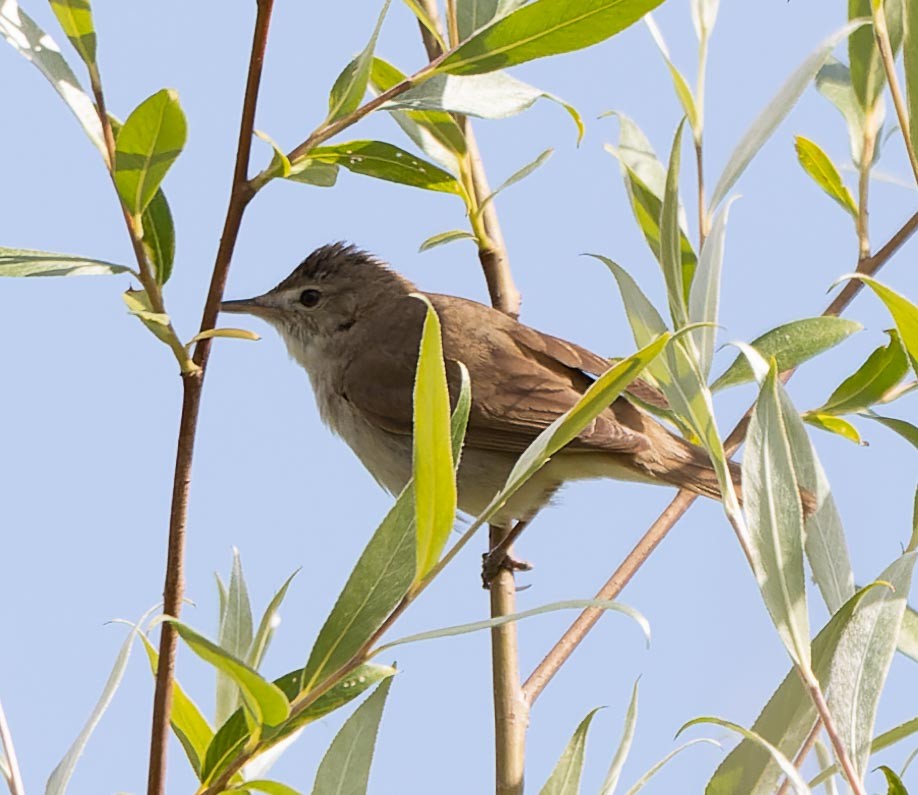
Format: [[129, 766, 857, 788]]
[[522, 207, 918, 707], [805, 675, 866, 795], [775, 719, 822, 795], [145, 4, 273, 794]]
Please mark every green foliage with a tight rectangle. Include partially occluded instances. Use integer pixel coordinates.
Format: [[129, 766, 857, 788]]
[[540, 708, 601, 795]]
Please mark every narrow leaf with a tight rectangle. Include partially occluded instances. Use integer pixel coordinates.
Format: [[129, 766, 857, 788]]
[[842, 275, 918, 374], [247, 570, 298, 671], [114, 88, 187, 215], [246, 781, 302, 795], [744, 361, 810, 668], [804, 413, 864, 444], [400, 0, 446, 50], [625, 739, 721, 794], [690, 0, 720, 40], [141, 189, 175, 284], [216, 549, 254, 726], [860, 411, 918, 449], [254, 129, 292, 179], [49, 0, 96, 69], [437, 0, 665, 75], [122, 288, 178, 350], [712, 318, 862, 391], [794, 136, 858, 217], [286, 159, 339, 188], [849, 0, 904, 111], [0, 247, 133, 277], [187, 328, 260, 348], [645, 16, 699, 134], [816, 58, 871, 166], [877, 766, 909, 795], [170, 621, 290, 727], [311, 677, 394, 795], [905, 0, 918, 170], [326, 0, 391, 123], [600, 680, 640, 795], [308, 140, 465, 195], [709, 21, 866, 210], [477, 148, 553, 216], [0, 2, 106, 159], [540, 708, 602, 795], [419, 229, 477, 252], [661, 119, 690, 322]]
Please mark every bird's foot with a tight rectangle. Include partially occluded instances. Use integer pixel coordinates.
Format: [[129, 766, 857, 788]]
[[481, 550, 533, 588]]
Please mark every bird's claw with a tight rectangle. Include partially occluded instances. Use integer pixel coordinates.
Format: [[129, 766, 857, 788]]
[[481, 550, 533, 588]]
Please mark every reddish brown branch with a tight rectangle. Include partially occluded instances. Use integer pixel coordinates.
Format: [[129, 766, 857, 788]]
[[145, 3, 274, 794]]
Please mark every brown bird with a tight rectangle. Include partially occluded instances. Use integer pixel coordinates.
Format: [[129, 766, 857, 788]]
[[221, 243, 743, 540]]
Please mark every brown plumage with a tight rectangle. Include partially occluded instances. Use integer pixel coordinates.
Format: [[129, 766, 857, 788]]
[[221, 243, 744, 526]]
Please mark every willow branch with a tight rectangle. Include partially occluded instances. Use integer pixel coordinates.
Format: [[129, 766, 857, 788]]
[[145, 3, 274, 794], [522, 207, 918, 706]]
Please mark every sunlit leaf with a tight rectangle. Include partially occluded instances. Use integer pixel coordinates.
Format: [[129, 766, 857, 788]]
[[254, 129, 292, 179], [412, 296, 457, 579], [690, 0, 720, 40], [709, 21, 866, 210], [141, 189, 175, 284], [841, 276, 918, 374], [712, 318, 862, 391], [187, 328, 260, 349], [860, 411, 918, 449], [794, 136, 858, 217], [215, 550, 254, 727], [877, 766, 909, 795], [0, 2, 107, 159], [905, 0, 918, 169], [308, 140, 465, 196], [437, 0, 665, 75], [311, 677, 394, 795], [804, 413, 863, 444], [645, 15, 699, 135], [114, 88, 187, 215], [849, 0, 904, 111], [286, 159, 339, 188], [326, 0, 391, 123], [49, 0, 96, 70], [599, 680, 640, 794], [540, 708, 602, 795], [418, 229, 477, 252], [0, 246, 133, 277], [661, 120, 690, 321], [122, 288, 179, 350]]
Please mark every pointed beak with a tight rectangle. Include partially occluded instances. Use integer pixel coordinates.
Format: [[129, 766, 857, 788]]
[[220, 293, 281, 319]]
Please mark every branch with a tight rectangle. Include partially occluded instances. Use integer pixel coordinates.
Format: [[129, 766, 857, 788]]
[[145, 3, 274, 794], [522, 206, 918, 706]]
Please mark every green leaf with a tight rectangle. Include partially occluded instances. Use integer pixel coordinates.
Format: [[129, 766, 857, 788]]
[[689, 198, 737, 378], [49, 0, 96, 69], [114, 88, 187, 215], [254, 129, 292, 179], [139, 633, 213, 780], [245, 781, 302, 795], [437, 0, 665, 75], [811, 716, 918, 787], [540, 708, 602, 795], [374, 599, 649, 654], [661, 120, 690, 323], [877, 766, 910, 795], [247, 570, 298, 671], [599, 680, 640, 795], [849, 0, 904, 111], [794, 136, 858, 217], [477, 148, 553, 217], [412, 296, 457, 579], [860, 411, 918, 449], [0, 246, 133, 277], [0, 2, 106, 159], [707, 584, 877, 794], [604, 115, 697, 276], [201, 709, 248, 785], [708, 21, 866, 211], [326, 0, 391, 123], [216, 550, 255, 727], [744, 361, 811, 668], [686, 717, 814, 795], [122, 288, 178, 349], [625, 739, 722, 794], [843, 276, 918, 374], [418, 229, 477, 252], [187, 328, 261, 348], [286, 159, 339, 188], [712, 318, 863, 391], [816, 59, 871, 166], [474, 333, 670, 526], [903, 599, 918, 661], [308, 140, 465, 195], [46, 608, 155, 795], [386, 71, 583, 141], [370, 57, 466, 170], [644, 16, 699, 135], [400, 0, 446, 50], [804, 413, 863, 444], [311, 677, 394, 795], [450, 362, 472, 466], [457, 0, 522, 40], [170, 621, 289, 727], [905, 0, 918, 170], [816, 331, 909, 415], [141, 189, 176, 284], [828, 554, 917, 781], [300, 486, 415, 694]]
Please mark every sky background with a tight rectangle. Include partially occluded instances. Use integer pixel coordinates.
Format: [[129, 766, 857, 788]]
[[1, 1, 917, 793]]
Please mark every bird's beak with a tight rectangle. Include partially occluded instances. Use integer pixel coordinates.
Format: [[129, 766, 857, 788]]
[[220, 293, 281, 319]]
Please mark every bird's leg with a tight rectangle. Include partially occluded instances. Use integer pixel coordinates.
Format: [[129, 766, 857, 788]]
[[482, 520, 532, 588]]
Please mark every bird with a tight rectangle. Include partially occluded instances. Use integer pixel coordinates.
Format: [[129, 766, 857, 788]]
[[220, 243, 745, 545]]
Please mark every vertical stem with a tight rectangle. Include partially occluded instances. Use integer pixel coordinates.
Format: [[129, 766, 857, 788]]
[[145, 3, 273, 794], [805, 676, 866, 795], [856, 121, 876, 261], [0, 698, 24, 795]]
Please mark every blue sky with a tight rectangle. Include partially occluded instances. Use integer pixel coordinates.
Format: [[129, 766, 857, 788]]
[[1, 1, 917, 793]]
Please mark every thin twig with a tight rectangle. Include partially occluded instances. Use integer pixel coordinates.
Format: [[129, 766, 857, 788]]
[[805, 675, 866, 795], [872, 3, 918, 185], [145, 4, 274, 794], [0, 698, 24, 795], [856, 125, 875, 262], [776, 719, 822, 795], [522, 207, 918, 706]]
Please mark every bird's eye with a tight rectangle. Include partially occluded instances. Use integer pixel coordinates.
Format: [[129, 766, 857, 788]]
[[299, 288, 321, 308]]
